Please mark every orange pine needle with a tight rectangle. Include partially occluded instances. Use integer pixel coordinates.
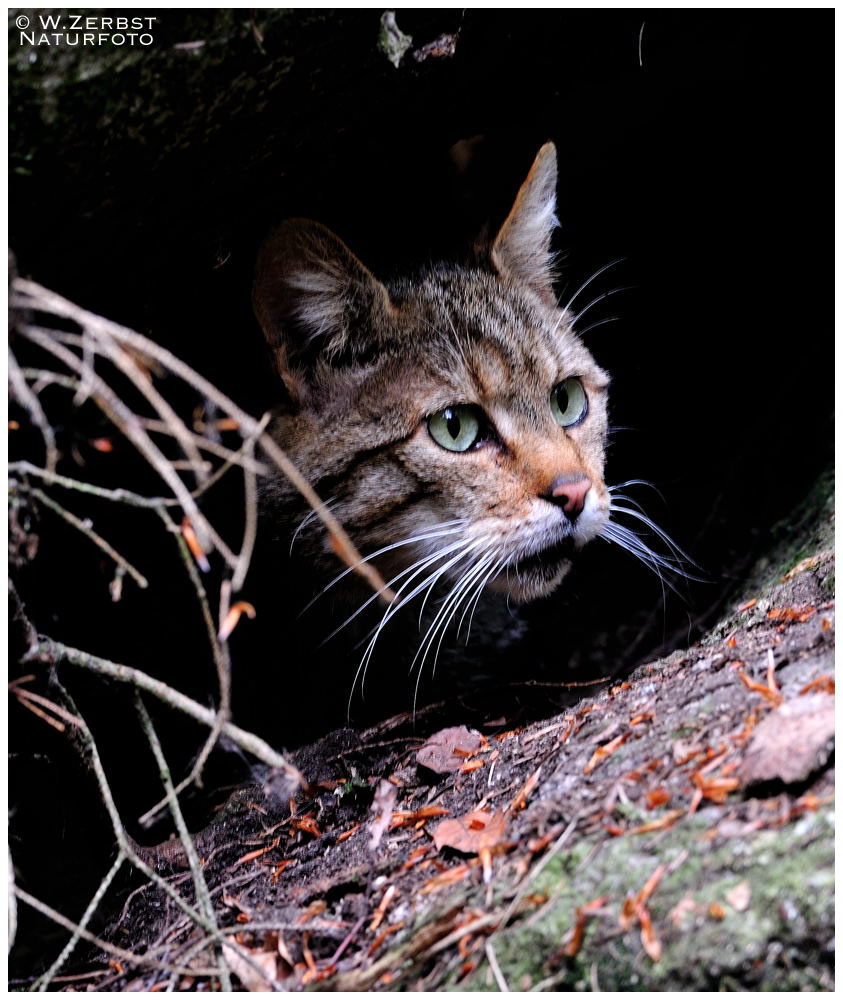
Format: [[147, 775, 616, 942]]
[[584, 732, 630, 774], [218, 600, 257, 641], [181, 516, 210, 572]]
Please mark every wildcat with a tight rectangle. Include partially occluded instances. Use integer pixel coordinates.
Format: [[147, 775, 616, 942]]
[[251, 144, 670, 707]]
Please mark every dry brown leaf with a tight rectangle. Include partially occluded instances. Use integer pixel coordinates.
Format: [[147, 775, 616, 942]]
[[433, 809, 506, 855], [223, 942, 279, 992], [739, 693, 835, 786], [416, 725, 485, 774]]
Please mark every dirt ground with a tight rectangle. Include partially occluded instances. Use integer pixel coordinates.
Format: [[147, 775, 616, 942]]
[[55, 477, 833, 993]]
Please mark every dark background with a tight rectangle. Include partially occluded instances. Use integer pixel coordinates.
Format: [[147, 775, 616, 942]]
[[8, 9, 832, 979]]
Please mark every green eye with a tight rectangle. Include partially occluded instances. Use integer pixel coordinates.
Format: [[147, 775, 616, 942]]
[[428, 405, 482, 452], [550, 378, 588, 427]]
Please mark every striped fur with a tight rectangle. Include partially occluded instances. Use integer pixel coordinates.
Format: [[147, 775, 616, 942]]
[[254, 144, 610, 608]]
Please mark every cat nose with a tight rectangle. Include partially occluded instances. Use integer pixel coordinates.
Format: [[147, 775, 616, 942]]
[[545, 475, 592, 519]]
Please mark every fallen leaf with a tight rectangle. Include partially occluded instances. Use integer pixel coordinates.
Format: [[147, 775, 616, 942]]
[[739, 693, 835, 786], [223, 942, 279, 992], [390, 805, 450, 829], [433, 809, 506, 856], [737, 598, 757, 612], [416, 725, 485, 774], [781, 552, 828, 581], [725, 881, 751, 912]]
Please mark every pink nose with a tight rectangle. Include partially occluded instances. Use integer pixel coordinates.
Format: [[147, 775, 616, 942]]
[[548, 475, 592, 518]]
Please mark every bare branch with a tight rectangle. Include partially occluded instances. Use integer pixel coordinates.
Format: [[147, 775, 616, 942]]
[[135, 696, 233, 991], [17, 484, 149, 590], [36, 636, 305, 786], [12, 279, 396, 602], [8, 347, 58, 473]]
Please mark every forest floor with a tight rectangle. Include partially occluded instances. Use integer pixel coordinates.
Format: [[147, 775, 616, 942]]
[[69, 474, 834, 992]]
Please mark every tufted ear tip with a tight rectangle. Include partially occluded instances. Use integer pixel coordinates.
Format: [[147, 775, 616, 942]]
[[491, 143, 560, 303]]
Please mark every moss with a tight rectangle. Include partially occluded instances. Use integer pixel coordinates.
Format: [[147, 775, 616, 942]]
[[451, 808, 833, 992]]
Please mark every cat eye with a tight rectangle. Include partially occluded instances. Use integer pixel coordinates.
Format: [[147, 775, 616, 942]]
[[550, 378, 588, 427], [428, 405, 483, 452]]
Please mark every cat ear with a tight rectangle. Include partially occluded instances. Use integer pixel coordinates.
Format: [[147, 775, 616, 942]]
[[253, 219, 392, 394], [491, 143, 559, 305]]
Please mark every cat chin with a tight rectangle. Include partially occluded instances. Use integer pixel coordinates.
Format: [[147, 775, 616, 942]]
[[486, 558, 572, 604]]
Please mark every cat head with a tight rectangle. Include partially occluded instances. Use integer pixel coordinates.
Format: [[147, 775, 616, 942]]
[[254, 144, 610, 604]]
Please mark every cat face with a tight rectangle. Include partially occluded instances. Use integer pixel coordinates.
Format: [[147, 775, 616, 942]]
[[254, 144, 610, 605]]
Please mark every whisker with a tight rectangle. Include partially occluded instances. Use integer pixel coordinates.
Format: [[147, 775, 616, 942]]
[[599, 523, 684, 599], [563, 257, 627, 313], [608, 504, 704, 573], [323, 535, 471, 644], [300, 519, 468, 614], [608, 479, 666, 503], [570, 286, 634, 328], [289, 497, 339, 555], [574, 316, 621, 337], [348, 537, 485, 712], [411, 550, 497, 714]]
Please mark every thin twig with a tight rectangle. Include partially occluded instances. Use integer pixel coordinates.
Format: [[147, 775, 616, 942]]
[[12, 279, 395, 601], [486, 939, 510, 992], [32, 854, 125, 991], [9, 460, 171, 508], [138, 508, 232, 825], [16, 323, 223, 559], [135, 696, 232, 992], [84, 326, 210, 486], [35, 636, 305, 784], [15, 887, 218, 980], [17, 484, 149, 590], [8, 347, 58, 472]]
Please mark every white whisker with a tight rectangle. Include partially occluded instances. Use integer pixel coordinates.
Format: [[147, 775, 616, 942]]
[[563, 257, 626, 313], [300, 518, 468, 614]]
